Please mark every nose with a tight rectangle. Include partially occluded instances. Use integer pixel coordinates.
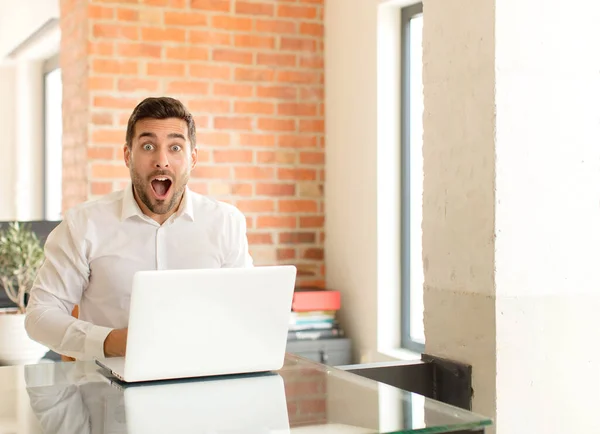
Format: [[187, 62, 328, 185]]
[[155, 149, 169, 168]]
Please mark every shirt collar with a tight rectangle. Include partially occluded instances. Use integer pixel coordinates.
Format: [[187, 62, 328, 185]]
[[120, 183, 194, 222]]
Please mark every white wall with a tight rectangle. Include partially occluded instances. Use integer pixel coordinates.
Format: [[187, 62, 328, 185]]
[[0, 0, 59, 59], [0, 0, 60, 221], [0, 65, 17, 220], [325, 0, 418, 363]]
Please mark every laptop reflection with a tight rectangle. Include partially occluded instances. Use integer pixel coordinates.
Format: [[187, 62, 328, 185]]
[[25, 364, 290, 434]]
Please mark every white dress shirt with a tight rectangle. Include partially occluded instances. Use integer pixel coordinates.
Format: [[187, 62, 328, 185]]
[[25, 184, 253, 361]]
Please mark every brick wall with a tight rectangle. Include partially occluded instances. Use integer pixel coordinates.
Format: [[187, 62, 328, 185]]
[[59, 0, 325, 287]]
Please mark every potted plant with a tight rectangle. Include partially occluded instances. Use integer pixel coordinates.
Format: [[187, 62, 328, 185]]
[[0, 222, 48, 365]]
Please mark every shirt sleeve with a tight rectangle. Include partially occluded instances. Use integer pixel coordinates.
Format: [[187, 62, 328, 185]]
[[24, 212, 113, 361], [222, 208, 254, 268]]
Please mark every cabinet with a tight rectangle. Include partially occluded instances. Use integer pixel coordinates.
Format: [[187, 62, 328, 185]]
[[285, 338, 352, 366]]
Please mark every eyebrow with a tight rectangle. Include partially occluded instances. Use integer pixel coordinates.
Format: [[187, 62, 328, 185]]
[[137, 132, 186, 141]]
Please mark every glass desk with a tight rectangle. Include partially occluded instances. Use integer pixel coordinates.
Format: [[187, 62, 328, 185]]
[[0, 353, 492, 433]]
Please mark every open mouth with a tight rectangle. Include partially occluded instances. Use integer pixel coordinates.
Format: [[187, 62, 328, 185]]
[[150, 177, 173, 200]]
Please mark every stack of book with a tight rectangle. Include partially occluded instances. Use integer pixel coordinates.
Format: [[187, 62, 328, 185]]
[[287, 287, 345, 341]]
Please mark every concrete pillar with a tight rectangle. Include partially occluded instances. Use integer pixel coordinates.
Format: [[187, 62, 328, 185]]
[[422, 0, 600, 432]]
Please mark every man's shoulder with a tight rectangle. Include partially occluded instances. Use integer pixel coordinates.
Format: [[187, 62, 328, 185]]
[[63, 189, 124, 223], [187, 190, 245, 221]]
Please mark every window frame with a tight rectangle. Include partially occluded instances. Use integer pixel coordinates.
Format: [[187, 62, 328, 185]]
[[400, 2, 425, 353]]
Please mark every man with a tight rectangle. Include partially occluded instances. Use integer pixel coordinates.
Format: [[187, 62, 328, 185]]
[[25, 97, 253, 361]]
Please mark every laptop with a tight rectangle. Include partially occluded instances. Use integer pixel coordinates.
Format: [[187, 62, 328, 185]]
[[105, 372, 291, 434], [95, 265, 297, 383]]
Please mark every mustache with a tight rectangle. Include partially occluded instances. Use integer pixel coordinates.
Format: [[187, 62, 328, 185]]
[[147, 170, 175, 180]]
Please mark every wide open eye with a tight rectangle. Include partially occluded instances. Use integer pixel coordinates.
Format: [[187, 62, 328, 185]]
[[143, 143, 154, 151]]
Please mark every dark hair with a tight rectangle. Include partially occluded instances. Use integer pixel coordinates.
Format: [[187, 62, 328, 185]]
[[125, 97, 196, 149]]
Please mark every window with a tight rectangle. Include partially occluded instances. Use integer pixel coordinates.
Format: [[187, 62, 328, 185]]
[[400, 3, 424, 352], [43, 55, 62, 221]]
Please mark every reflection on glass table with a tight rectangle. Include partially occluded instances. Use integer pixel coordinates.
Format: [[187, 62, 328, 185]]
[[0, 353, 492, 433]]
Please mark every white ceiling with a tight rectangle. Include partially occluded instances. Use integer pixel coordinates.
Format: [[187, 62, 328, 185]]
[[0, 0, 60, 60]]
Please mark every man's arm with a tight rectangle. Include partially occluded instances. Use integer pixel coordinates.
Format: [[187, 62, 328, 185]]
[[222, 208, 254, 268], [24, 214, 113, 360]]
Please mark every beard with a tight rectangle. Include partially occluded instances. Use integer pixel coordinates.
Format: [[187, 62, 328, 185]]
[[130, 167, 189, 215]]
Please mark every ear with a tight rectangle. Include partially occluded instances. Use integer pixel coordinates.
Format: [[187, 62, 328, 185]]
[[190, 147, 198, 170], [123, 144, 131, 168]]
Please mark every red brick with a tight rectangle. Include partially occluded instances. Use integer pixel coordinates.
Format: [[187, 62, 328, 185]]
[[256, 183, 295, 196], [300, 151, 325, 165], [190, 64, 231, 80], [236, 1, 274, 16], [281, 37, 318, 52], [191, 166, 231, 179], [166, 81, 210, 94], [234, 101, 274, 114], [279, 232, 316, 244], [117, 42, 162, 58], [147, 62, 186, 77], [258, 118, 296, 132], [187, 182, 209, 194], [166, 46, 209, 60], [234, 166, 274, 180], [118, 78, 159, 92], [239, 134, 276, 147], [91, 182, 113, 195], [91, 113, 114, 126], [213, 150, 254, 163], [141, 27, 186, 42], [302, 248, 324, 260], [188, 99, 231, 113], [257, 85, 297, 100], [257, 53, 296, 67], [87, 146, 114, 160], [256, 216, 296, 229], [279, 200, 318, 213], [234, 35, 275, 49], [247, 232, 273, 245], [299, 216, 324, 228], [237, 200, 275, 213], [214, 83, 254, 97], [257, 151, 296, 164], [256, 19, 296, 34], [278, 168, 317, 181], [91, 164, 130, 178], [164, 11, 208, 26], [279, 134, 319, 149], [212, 15, 253, 31], [92, 59, 138, 75], [213, 49, 254, 65], [300, 87, 324, 100], [299, 55, 324, 69], [189, 30, 231, 45], [231, 183, 254, 195], [88, 77, 114, 91], [300, 119, 324, 133], [197, 132, 231, 146], [300, 22, 324, 37], [92, 129, 125, 144], [93, 23, 139, 40], [93, 96, 138, 110], [277, 4, 317, 19], [88, 5, 114, 19], [116, 8, 138, 21], [278, 103, 318, 117], [88, 41, 114, 56], [277, 70, 320, 84], [190, 0, 230, 12], [214, 117, 253, 130], [277, 248, 296, 260], [235, 67, 275, 82]]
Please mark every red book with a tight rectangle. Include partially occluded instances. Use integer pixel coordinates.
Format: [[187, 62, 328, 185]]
[[292, 288, 341, 312]]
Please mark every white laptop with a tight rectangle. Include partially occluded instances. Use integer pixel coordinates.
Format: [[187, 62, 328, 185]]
[[107, 372, 291, 434], [95, 265, 297, 383]]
